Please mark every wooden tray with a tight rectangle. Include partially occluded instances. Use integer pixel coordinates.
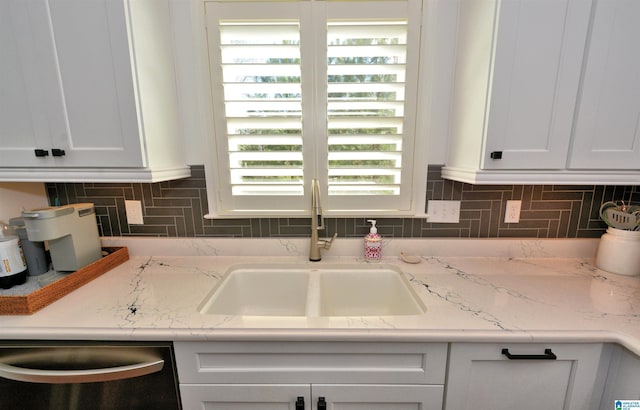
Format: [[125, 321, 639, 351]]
[[0, 247, 129, 315]]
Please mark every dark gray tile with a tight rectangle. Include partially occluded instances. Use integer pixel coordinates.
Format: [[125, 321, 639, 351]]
[[189, 165, 205, 179], [199, 189, 210, 215], [146, 207, 184, 216], [191, 199, 204, 235], [530, 201, 572, 210], [142, 184, 153, 208], [461, 200, 493, 211], [541, 191, 584, 201], [249, 219, 260, 237], [498, 229, 538, 238], [241, 225, 253, 237], [462, 191, 503, 201], [115, 198, 129, 235], [203, 225, 243, 236], [183, 209, 195, 237], [279, 226, 311, 236], [98, 215, 111, 236], [133, 184, 143, 201], [129, 225, 169, 236], [479, 209, 491, 237], [532, 186, 544, 201], [167, 179, 206, 189], [558, 210, 571, 238], [260, 218, 271, 237], [488, 201, 501, 237], [107, 206, 121, 236], [143, 216, 176, 225], [46, 165, 629, 240], [152, 198, 192, 207], [159, 188, 201, 198], [175, 216, 186, 237], [123, 187, 134, 200], [520, 210, 561, 220], [567, 201, 582, 238], [469, 219, 481, 237]]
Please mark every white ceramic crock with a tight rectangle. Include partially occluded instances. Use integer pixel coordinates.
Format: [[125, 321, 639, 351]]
[[595, 227, 640, 276]]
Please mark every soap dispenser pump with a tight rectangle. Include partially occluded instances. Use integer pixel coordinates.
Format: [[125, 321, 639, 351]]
[[364, 219, 382, 262]]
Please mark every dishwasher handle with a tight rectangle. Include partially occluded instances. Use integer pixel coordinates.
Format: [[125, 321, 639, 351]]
[[0, 359, 165, 384]]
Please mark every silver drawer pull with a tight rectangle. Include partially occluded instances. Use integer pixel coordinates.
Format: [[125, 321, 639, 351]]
[[0, 359, 164, 384]]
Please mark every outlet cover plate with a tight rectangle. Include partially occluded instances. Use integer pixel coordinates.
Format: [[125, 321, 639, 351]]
[[505, 200, 522, 223], [125, 200, 144, 225], [427, 200, 461, 223]]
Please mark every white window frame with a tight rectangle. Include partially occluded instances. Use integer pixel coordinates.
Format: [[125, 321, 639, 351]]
[[201, 0, 429, 218]]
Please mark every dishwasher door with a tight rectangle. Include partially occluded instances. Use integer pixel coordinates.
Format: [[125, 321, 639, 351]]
[[0, 341, 181, 410]]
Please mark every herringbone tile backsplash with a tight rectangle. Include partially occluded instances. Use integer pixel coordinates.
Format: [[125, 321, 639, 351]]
[[45, 165, 638, 239]]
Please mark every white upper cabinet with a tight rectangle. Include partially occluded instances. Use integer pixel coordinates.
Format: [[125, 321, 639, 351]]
[[442, 0, 640, 184], [568, 0, 640, 170], [0, 0, 190, 182]]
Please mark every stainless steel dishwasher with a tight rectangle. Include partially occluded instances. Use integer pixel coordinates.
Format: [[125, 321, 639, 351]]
[[0, 341, 181, 409]]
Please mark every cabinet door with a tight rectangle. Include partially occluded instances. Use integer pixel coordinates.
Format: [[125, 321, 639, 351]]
[[42, 0, 145, 168], [312, 384, 443, 410], [0, 0, 62, 167], [180, 384, 309, 410], [481, 0, 592, 169], [569, 0, 640, 169], [445, 343, 604, 410]]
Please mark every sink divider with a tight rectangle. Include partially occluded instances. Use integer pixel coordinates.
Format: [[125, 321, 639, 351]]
[[304, 271, 321, 317]]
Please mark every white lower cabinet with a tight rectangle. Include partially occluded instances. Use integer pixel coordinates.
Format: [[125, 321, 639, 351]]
[[444, 343, 605, 410], [174, 341, 447, 410], [599, 344, 640, 405], [175, 341, 609, 410], [180, 384, 441, 409]]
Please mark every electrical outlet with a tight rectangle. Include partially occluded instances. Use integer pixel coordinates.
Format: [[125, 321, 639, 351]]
[[125, 200, 144, 225], [427, 200, 461, 223], [505, 200, 521, 223]]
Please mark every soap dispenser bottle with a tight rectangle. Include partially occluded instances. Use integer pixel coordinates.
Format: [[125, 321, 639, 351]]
[[364, 219, 382, 262]]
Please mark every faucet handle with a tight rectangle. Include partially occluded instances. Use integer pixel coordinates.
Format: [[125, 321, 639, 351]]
[[322, 233, 338, 250]]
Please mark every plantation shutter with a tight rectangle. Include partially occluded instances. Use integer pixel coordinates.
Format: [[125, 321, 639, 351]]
[[206, 0, 421, 216], [319, 2, 420, 213], [222, 21, 303, 196]]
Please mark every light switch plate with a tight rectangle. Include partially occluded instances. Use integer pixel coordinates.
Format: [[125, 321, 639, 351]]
[[125, 200, 144, 225], [427, 200, 461, 223]]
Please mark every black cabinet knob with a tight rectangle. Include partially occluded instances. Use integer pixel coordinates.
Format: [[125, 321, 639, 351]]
[[318, 397, 327, 410], [490, 151, 503, 159], [34, 149, 49, 157], [295, 396, 305, 410], [51, 148, 66, 157]]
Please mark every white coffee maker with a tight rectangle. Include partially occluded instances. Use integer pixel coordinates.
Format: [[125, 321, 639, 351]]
[[22, 203, 102, 272]]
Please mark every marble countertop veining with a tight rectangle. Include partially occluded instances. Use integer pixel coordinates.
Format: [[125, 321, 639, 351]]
[[1, 238, 640, 354]]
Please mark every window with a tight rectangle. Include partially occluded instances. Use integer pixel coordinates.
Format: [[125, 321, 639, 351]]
[[204, 0, 425, 217]]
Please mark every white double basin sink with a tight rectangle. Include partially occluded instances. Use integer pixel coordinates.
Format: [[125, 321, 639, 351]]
[[198, 264, 426, 317]]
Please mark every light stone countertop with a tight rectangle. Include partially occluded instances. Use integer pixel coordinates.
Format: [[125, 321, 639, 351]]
[[1, 237, 640, 355]]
